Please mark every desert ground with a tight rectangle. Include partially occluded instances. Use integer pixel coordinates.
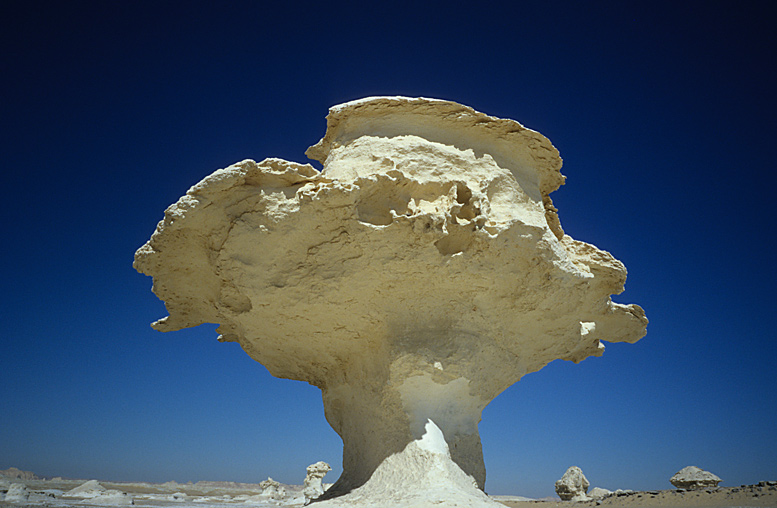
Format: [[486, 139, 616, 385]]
[[2, 470, 775, 508], [497, 483, 777, 507]]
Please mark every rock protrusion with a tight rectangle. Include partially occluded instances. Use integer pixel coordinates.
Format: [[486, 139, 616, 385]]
[[588, 487, 612, 499], [135, 96, 648, 508], [670, 466, 722, 490], [555, 466, 590, 501], [63, 480, 133, 505], [4, 483, 30, 503], [303, 461, 331, 503], [258, 477, 286, 499]]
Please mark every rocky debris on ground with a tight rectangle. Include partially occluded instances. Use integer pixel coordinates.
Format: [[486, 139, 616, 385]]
[[555, 466, 590, 501], [670, 465, 722, 490], [302, 462, 331, 502]]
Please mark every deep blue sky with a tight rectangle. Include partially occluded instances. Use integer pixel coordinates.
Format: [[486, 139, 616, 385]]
[[2, 1, 775, 499]]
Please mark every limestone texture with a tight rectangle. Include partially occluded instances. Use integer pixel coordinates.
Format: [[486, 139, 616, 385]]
[[5, 483, 30, 502], [62, 479, 133, 504], [670, 466, 722, 490], [63, 480, 108, 498], [555, 466, 590, 501], [135, 96, 647, 507], [587, 487, 613, 499], [259, 477, 286, 499], [303, 461, 331, 502]]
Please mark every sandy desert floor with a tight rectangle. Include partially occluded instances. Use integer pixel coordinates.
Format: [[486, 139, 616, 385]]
[[2, 476, 775, 508], [497, 483, 777, 507]]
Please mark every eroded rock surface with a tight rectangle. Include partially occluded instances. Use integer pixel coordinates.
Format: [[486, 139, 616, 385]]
[[555, 466, 590, 501], [62, 480, 133, 505], [259, 477, 286, 499], [670, 466, 722, 490], [303, 461, 331, 502], [0, 468, 39, 481], [588, 487, 613, 499], [135, 96, 647, 507], [5, 483, 30, 503]]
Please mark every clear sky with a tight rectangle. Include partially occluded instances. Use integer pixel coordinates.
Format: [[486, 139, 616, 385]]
[[1, 1, 775, 499]]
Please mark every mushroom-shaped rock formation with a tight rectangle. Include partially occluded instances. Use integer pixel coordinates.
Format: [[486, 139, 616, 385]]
[[134, 96, 647, 507]]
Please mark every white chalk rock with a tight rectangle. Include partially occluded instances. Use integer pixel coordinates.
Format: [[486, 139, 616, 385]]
[[63, 480, 133, 505], [5, 483, 30, 503], [588, 487, 612, 499], [258, 477, 286, 500], [135, 96, 647, 506], [84, 490, 134, 505], [64, 480, 107, 498], [555, 466, 590, 501], [670, 466, 722, 490], [314, 419, 500, 507], [303, 462, 331, 502]]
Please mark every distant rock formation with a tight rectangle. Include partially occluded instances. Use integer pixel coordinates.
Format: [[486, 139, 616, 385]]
[[0, 468, 39, 481], [303, 462, 331, 502], [670, 465, 722, 490], [555, 466, 590, 501]]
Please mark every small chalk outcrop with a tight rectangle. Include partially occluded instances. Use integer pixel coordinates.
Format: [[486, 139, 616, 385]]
[[136, 96, 647, 507], [303, 462, 331, 502], [63, 480, 133, 505], [588, 487, 612, 499], [670, 466, 722, 490], [64, 480, 108, 498], [4, 483, 31, 503], [258, 477, 286, 500], [555, 466, 590, 501]]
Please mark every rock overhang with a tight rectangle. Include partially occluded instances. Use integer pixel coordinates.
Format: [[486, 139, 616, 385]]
[[134, 96, 647, 504]]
